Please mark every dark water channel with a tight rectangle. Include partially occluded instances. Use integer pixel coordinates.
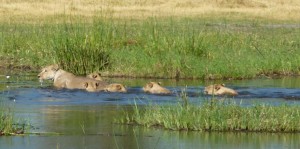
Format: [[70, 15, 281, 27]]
[[0, 74, 300, 149]]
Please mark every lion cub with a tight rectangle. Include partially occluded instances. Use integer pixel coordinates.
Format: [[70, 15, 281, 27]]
[[84, 81, 127, 93], [84, 81, 108, 92], [87, 72, 103, 81], [204, 84, 238, 96], [104, 83, 127, 93], [143, 82, 171, 94]]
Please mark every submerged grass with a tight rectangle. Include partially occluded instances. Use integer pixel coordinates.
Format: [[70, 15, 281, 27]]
[[120, 99, 300, 132], [1, 17, 300, 78]]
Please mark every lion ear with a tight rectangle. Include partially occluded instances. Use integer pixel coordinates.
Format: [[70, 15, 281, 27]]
[[116, 85, 122, 90], [214, 85, 221, 90], [148, 82, 153, 88], [52, 64, 59, 71], [157, 82, 162, 85], [92, 74, 97, 78], [84, 82, 88, 88], [221, 84, 225, 87]]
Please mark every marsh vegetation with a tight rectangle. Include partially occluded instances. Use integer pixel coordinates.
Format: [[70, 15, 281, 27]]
[[120, 99, 300, 132], [1, 19, 300, 78], [1, 0, 300, 134], [1, 0, 300, 79], [0, 103, 27, 136]]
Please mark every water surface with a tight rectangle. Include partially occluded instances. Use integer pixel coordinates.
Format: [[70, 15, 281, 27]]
[[0, 74, 299, 149]]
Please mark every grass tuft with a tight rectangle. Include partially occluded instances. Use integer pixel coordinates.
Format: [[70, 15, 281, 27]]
[[0, 103, 27, 136], [52, 22, 111, 74], [120, 99, 300, 132]]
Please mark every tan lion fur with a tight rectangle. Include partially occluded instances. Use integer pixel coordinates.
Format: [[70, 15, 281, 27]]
[[86, 72, 103, 81], [143, 82, 171, 94], [84, 82, 127, 93], [204, 84, 238, 96], [38, 64, 104, 89]]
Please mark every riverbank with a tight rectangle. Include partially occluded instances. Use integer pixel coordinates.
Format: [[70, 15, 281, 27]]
[[1, 0, 300, 79], [120, 99, 300, 132], [1, 18, 300, 79]]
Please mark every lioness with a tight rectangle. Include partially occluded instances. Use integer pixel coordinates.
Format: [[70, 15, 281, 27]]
[[204, 84, 238, 96], [87, 72, 103, 81], [38, 64, 104, 89], [143, 82, 171, 94], [84, 81, 127, 93]]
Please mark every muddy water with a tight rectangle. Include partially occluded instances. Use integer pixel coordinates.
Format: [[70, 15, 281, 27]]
[[0, 74, 300, 149]]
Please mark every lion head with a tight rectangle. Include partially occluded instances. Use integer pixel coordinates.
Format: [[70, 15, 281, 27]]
[[204, 84, 238, 96], [143, 82, 171, 94]]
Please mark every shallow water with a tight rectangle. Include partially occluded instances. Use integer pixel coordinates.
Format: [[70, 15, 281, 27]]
[[0, 74, 300, 149]]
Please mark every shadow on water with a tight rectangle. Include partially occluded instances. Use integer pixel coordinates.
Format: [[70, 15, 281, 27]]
[[0, 74, 300, 149]]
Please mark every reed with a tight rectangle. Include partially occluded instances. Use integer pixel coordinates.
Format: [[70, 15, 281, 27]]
[[1, 18, 300, 78], [0, 103, 27, 135], [52, 22, 110, 74], [121, 99, 300, 132]]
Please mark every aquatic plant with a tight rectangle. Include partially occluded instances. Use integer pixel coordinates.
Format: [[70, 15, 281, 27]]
[[121, 99, 300, 132], [0, 103, 27, 136]]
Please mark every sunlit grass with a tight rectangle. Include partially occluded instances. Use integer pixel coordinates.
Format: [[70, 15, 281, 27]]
[[1, 1, 300, 78], [1, 0, 300, 22], [1, 18, 300, 78]]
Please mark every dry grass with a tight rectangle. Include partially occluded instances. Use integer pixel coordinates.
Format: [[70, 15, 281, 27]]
[[1, 0, 300, 22]]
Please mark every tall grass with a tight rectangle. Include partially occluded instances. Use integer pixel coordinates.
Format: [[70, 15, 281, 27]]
[[121, 99, 300, 132], [52, 22, 110, 74], [1, 18, 300, 78]]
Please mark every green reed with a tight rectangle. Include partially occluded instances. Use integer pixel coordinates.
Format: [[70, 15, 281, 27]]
[[121, 99, 300, 132], [0, 102, 27, 135], [52, 22, 110, 74], [1, 17, 300, 78]]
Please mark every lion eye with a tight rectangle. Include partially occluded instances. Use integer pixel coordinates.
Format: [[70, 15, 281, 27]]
[[44, 70, 47, 72]]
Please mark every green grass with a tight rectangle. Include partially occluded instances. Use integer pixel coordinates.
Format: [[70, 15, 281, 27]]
[[0, 102, 27, 136], [119, 99, 300, 132], [1, 17, 300, 78]]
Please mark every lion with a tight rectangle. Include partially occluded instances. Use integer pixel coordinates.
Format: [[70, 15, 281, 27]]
[[204, 84, 238, 96], [104, 83, 127, 93], [84, 81, 127, 93], [38, 64, 104, 89], [143, 82, 171, 94], [84, 81, 109, 92], [87, 72, 103, 81]]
